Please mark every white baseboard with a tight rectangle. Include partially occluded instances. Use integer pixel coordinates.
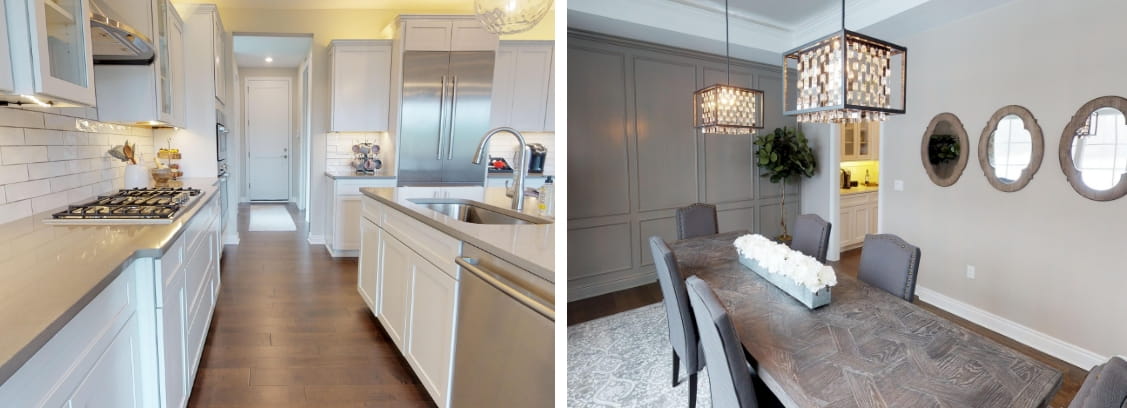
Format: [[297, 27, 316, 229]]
[[325, 245, 358, 258], [916, 286, 1105, 370], [307, 234, 325, 245], [223, 233, 240, 245]]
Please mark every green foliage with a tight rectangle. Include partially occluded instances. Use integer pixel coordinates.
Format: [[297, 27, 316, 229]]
[[754, 127, 817, 183], [928, 134, 960, 164]]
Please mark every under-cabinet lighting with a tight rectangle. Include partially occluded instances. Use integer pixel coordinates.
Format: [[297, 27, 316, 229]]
[[20, 95, 52, 107]]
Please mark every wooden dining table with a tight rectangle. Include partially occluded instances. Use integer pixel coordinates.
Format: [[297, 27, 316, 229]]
[[671, 231, 1062, 408]]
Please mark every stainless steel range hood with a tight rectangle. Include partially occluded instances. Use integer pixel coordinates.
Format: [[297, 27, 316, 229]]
[[90, 2, 154, 65]]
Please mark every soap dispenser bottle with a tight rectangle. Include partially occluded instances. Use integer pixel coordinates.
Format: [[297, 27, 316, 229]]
[[865, 169, 871, 186]]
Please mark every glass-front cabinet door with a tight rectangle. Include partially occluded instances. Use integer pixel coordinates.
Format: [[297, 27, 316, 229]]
[[0, 0, 15, 93], [27, 0, 96, 105], [156, 0, 173, 120]]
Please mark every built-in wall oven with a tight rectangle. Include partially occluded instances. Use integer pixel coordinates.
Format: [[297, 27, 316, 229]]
[[216, 110, 229, 245]]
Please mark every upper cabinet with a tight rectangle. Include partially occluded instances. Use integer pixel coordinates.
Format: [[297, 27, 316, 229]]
[[1, 0, 97, 106], [841, 121, 879, 161], [330, 40, 392, 132], [0, 1, 13, 93], [95, 0, 185, 127], [490, 41, 554, 132], [212, 14, 225, 106], [402, 17, 498, 52]]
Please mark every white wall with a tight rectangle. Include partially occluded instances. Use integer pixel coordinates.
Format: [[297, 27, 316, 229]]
[[881, 0, 1127, 368], [800, 123, 840, 261]]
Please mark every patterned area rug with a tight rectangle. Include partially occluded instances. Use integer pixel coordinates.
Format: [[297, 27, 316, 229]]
[[568, 303, 713, 407]]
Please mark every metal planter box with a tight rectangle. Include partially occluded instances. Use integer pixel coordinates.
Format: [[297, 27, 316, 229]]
[[738, 255, 831, 309]]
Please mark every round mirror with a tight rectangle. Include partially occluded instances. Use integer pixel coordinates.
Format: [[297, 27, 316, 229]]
[[1060, 96, 1127, 201], [978, 105, 1043, 192], [921, 112, 970, 187]]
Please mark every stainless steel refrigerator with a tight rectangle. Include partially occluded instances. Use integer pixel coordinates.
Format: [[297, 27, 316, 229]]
[[398, 52, 494, 186]]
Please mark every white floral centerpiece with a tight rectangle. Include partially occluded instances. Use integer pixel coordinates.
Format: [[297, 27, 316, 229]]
[[734, 234, 837, 309]]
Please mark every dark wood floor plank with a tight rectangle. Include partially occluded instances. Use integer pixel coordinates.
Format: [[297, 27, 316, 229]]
[[187, 203, 434, 408], [567, 246, 1085, 407]]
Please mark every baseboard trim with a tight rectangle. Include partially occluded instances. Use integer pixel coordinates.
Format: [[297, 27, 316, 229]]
[[325, 246, 358, 258], [568, 271, 656, 302], [223, 233, 240, 245], [916, 286, 1105, 370], [307, 234, 325, 245]]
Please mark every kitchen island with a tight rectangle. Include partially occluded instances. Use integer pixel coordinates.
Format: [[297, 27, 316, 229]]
[[358, 186, 554, 407], [0, 178, 222, 407]]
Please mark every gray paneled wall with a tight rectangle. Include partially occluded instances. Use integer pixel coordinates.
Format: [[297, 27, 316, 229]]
[[567, 31, 800, 301]]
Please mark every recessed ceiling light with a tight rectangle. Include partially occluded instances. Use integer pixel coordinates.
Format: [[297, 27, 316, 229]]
[[265, 57, 274, 63]]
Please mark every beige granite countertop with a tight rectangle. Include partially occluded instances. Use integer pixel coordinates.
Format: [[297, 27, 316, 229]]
[[0, 178, 219, 385], [360, 186, 554, 282], [841, 184, 880, 195], [324, 169, 396, 180]]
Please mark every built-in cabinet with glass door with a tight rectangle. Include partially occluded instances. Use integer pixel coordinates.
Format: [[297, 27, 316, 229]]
[[94, 0, 185, 127], [841, 122, 880, 161], [1, 0, 97, 106]]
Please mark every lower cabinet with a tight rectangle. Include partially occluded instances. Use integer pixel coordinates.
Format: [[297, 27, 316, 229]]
[[326, 177, 397, 257], [359, 196, 459, 408], [0, 196, 222, 407], [839, 191, 878, 249]]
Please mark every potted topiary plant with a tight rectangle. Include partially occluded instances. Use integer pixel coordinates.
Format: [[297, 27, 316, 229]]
[[754, 127, 817, 242]]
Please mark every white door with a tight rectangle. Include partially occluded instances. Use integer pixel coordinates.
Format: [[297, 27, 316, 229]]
[[246, 78, 291, 201]]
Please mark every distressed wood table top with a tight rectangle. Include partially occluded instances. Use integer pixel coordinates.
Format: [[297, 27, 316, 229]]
[[672, 232, 1062, 408]]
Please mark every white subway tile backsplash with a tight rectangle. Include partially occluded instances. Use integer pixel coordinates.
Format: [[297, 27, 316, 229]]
[[1, 146, 49, 165], [0, 200, 32, 225], [0, 107, 153, 224], [0, 128, 24, 145], [25, 129, 64, 145], [5, 179, 51, 202], [27, 161, 67, 180], [0, 165, 28, 184], [0, 109, 44, 129], [46, 146, 77, 161], [31, 191, 68, 213]]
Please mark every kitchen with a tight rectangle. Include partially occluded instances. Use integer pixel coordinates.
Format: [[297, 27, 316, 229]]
[[0, 0, 555, 407]]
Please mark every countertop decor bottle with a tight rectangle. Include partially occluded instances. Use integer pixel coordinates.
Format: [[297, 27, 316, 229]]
[[538, 176, 554, 217]]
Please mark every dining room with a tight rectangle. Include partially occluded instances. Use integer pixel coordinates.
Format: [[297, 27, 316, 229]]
[[565, 0, 1127, 407]]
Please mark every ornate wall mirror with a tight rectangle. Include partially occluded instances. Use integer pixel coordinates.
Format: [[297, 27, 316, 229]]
[[1059, 96, 1127, 201], [921, 112, 970, 187], [977, 105, 1044, 192]]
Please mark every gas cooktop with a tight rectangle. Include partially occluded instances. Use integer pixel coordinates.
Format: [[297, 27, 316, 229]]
[[46, 187, 203, 225]]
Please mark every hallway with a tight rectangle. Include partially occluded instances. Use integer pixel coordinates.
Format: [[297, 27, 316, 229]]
[[187, 204, 434, 407]]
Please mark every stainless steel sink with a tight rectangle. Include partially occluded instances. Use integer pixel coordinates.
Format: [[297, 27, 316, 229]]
[[408, 199, 551, 225]]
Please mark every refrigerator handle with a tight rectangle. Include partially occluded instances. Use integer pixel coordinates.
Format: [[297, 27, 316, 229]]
[[447, 76, 459, 160], [436, 75, 448, 160]]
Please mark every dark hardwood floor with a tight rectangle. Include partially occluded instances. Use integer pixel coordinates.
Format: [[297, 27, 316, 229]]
[[568, 248, 1087, 408], [187, 203, 434, 408]]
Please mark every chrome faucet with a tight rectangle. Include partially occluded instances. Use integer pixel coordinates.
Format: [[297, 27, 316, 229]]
[[472, 127, 529, 212]]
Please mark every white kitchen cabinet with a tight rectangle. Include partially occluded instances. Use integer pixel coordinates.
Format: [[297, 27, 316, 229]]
[[841, 121, 879, 161], [0, 260, 145, 406], [326, 177, 397, 257], [490, 41, 553, 132], [407, 256, 457, 405], [330, 40, 392, 132], [360, 195, 461, 408], [401, 17, 498, 52], [358, 217, 382, 313], [94, 0, 186, 127], [0, 0, 14, 93], [1, 0, 97, 106], [160, 283, 187, 408], [839, 191, 878, 250], [378, 232, 413, 349], [213, 14, 226, 105], [544, 58, 554, 131]]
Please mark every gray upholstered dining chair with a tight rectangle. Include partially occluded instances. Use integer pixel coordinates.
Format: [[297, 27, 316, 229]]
[[790, 214, 831, 263], [648, 236, 703, 407], [1069, 356, 1127, 408], [676, 203, 718, 240], [858, 234, 922, 302], [685, 276, 760, 408]]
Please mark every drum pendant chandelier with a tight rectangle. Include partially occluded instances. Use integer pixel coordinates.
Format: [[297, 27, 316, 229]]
[[693, 0, 765, 134], [783, 0, 907, 123]]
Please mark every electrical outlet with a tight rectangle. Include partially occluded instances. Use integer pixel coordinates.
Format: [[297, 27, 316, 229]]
[[894, 180, 904, 191], [966, 265, 976, 279]]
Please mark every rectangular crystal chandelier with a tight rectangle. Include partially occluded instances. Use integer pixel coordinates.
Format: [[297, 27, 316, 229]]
[[783, 30, 906, 123], [694, 84, 765, 134]]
